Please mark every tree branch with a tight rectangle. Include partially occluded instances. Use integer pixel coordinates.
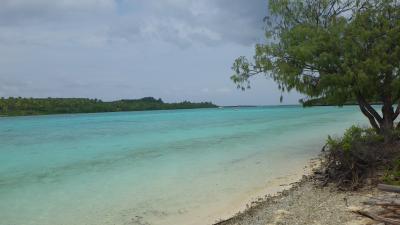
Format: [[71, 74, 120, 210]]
[[393, 103, 400, 121], [358, 103, 381, 132], [357, 94, 383, 123], [356, 95, 382, 132]]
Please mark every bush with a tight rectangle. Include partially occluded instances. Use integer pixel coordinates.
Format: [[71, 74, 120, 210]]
[[319, 125, 399, 190], [382, 158, 400, 185], [326, 126, 383, 152]]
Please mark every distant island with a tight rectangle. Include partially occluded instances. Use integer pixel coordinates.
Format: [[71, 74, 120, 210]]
[[300, 98, 381, 107], [0, 97, 217, 116]]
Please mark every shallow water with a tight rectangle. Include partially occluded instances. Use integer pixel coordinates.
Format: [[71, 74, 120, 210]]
[[0, 106, 367, 225]]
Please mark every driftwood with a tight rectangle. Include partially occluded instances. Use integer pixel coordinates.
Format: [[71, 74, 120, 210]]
[[355, 210, 400, 225], [363, 201, 400, 207], [363, 197, 400, 207], [352, 184, 400, 224], [378, 184, 400, 193]]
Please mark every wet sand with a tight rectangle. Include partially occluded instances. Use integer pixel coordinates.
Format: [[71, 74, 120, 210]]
[[214, 161, 382, 225]]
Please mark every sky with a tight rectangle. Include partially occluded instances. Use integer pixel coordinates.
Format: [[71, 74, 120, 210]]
[[0, 0, 302, 106]]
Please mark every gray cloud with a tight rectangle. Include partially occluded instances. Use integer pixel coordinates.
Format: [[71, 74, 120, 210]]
[[110, 0, 267, 47], [0, 0, 115, 25], [0, 0, 266, 47], [0, 0, 303, 105]]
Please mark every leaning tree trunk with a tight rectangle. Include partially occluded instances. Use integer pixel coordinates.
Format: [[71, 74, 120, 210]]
[[381, 96, 395, 143], [357, 94, 397, 143]]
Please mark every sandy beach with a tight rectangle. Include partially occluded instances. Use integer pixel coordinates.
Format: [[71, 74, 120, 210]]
[[214, 161, 383, 225], [200, 158, 321, 225], [144, 159, 322, 225]]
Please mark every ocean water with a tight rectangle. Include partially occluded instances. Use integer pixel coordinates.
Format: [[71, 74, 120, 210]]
[[0, 106, 368, 225]]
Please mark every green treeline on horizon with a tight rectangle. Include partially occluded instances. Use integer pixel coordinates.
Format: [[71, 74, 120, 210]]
[[0, 97, 217, 116], [300, 98, 381, 107]]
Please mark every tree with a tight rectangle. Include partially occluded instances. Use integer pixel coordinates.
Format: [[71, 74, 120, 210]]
[[0, 97, 217, 116], [231, 0, 400, 142]]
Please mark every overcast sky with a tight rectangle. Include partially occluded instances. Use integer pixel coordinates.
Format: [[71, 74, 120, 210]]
[[0, 0, 301, 106]]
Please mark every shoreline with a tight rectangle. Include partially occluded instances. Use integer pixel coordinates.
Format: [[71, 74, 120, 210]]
[[208, 158, 322, 225], [0, 106, 218, 118], [147, 157, 322, 225], [213, 161, 382, 225]]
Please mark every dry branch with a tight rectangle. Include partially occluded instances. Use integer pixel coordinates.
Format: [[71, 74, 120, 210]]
[[354, 210, 400, 225], [378, 184, 400, 193]]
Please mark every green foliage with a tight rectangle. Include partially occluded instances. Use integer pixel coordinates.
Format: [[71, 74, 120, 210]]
[[327, 125, 384, 152], [232, 0, 400, 137], [0, 97, 217, 116], [232, 0, 400, 104], [322, 125, 389, 189], [382, 158, 400, 185]]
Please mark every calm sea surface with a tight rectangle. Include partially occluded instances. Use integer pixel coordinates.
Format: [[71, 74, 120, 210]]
[[0, 106, 367, 225]]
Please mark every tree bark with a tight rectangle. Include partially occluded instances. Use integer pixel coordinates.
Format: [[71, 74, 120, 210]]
[[356, 95, 382, 133], [379, 72, 396, 143], [381, 95, 395, 143], [356, 94, 396, 143]]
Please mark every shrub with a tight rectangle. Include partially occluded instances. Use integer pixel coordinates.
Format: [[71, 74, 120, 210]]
[[319, 125, 398, 190], [382, 158, 400, 185]]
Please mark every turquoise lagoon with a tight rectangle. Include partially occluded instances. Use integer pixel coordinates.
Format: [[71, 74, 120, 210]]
[[0, 106, 368, 225]]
